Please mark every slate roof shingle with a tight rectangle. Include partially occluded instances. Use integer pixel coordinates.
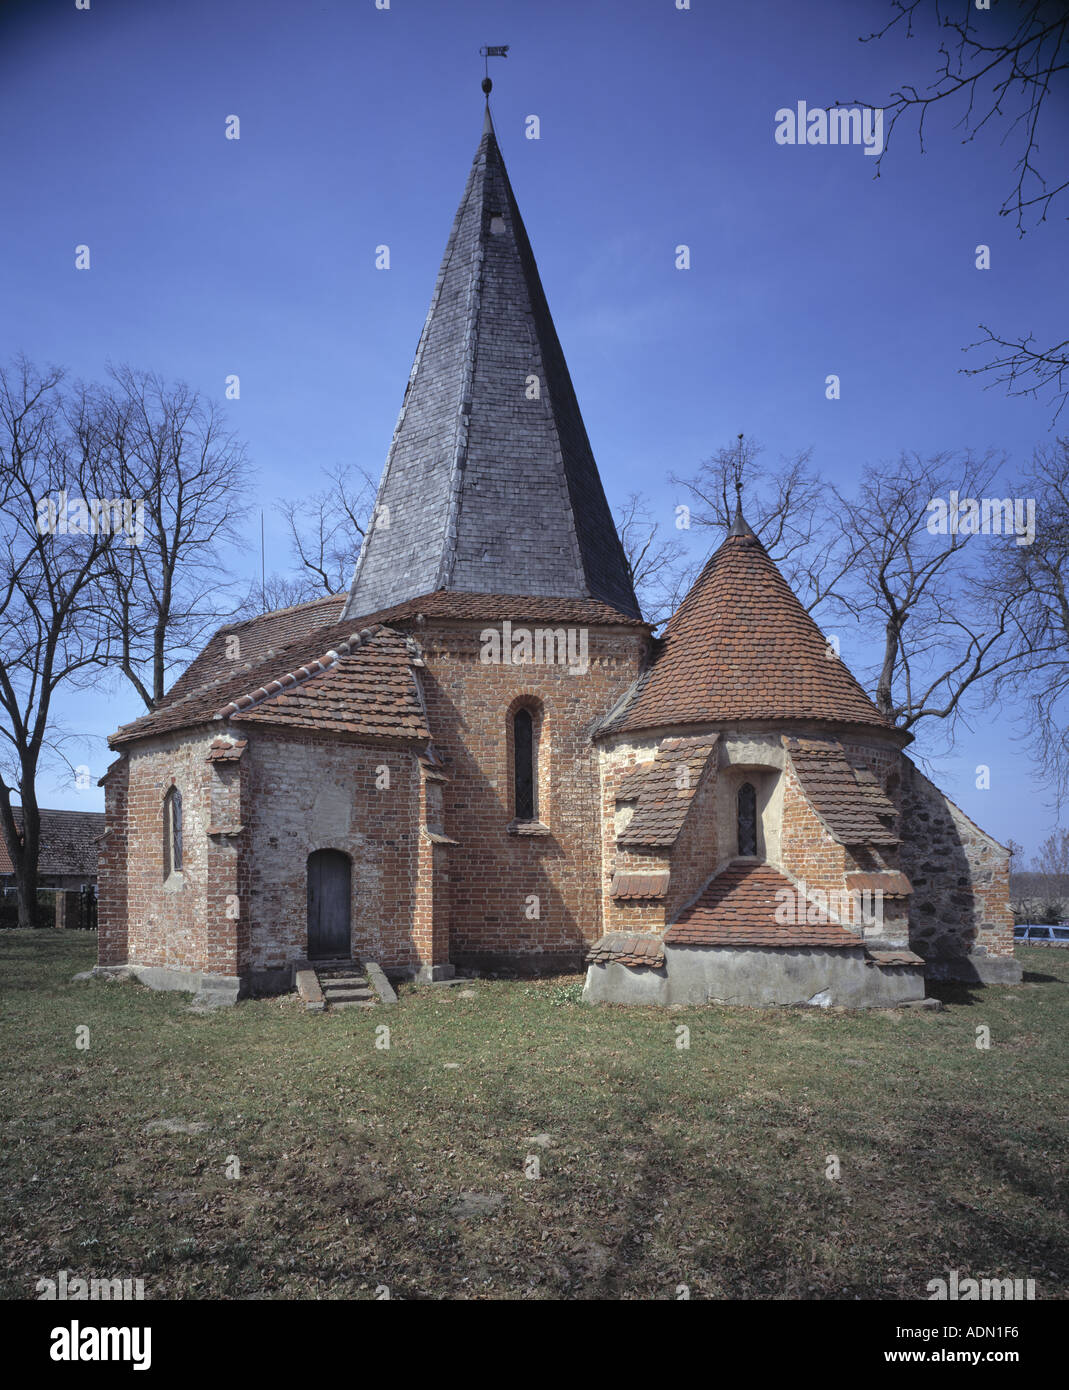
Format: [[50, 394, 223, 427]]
[[608, 531, 896, 734], [665, 860, 861, 948], [342, 118, 640, 622]]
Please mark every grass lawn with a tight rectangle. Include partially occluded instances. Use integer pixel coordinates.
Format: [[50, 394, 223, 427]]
[[1, 930, 1066, 1301]]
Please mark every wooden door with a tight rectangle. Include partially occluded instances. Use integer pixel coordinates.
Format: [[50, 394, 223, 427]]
[[306, 849, 351, 960]]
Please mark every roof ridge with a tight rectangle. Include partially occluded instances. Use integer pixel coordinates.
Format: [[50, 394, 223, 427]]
[[214, 626, 388, 720], [214, 590, 346, 635]]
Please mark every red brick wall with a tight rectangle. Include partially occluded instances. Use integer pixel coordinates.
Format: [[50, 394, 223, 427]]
[[780, 755, 851, 901], [665, 757, 720, 921], [244, 730, 425, 974], [98, 733, 214, 972], [97, 759, 129, 967], [415, 619, 647, 970]]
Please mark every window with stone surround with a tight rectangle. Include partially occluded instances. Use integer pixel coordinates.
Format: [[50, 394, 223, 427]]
[[163, 786, 183, 879], [737, 782, 758, 857]]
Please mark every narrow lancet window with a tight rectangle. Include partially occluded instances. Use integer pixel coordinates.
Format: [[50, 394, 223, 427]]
[[514, 708, 536, 821], [737, 782, 757, 857], [164, 787, 183, 877]]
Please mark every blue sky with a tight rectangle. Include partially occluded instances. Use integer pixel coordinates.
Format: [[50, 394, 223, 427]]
[[1, 0, 1065, 858]]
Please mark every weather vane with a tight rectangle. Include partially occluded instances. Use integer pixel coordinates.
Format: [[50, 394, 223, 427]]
[[480, 44, 508, 97]]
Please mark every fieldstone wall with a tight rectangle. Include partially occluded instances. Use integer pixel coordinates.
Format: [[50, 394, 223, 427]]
[[899, 757, 1015, 962]]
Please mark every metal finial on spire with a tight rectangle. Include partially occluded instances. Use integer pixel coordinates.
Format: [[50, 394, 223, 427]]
[[728, 432, 755, 537], [480, 44, 509, 98]]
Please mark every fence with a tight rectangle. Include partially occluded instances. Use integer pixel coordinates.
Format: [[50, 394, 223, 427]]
[[0, 885, 96, 930]]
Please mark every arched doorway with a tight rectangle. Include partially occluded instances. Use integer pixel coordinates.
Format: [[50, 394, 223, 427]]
[[306, 849, 352, 960]]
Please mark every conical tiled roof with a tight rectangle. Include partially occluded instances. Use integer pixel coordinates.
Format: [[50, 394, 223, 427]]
[[609, 528, 895, 734], [342, 113, 639, 621]]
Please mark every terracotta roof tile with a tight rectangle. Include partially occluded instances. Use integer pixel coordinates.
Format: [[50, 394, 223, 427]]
[[160, 592, 345, 707], [609, 532, 893, 733], [788, 739, 899, 848], [665, 860, 861, 948], [206, 737, 247, 762], [865, 947, 924, 966], [616, 735, 717, 848], [846, 871, 912, 897], [111, 625, 429, 747], [350, 589, 648, 630], [610, 870, 670, 900], [160, 589, 646, 716], [587, 932, 666, 969]]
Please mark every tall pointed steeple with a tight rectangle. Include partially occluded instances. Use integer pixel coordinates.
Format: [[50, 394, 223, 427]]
[[342, 110, 640, 621]]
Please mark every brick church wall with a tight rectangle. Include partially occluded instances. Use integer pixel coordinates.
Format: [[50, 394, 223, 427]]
[[664, 755, 719, 922], [97, 759, 129, 967], [598, 734, 666, 933], [100, 732, 214, 973], [780, 754, 851, 904], [416, 619, 647, 971], [244, 730, 424, 976]]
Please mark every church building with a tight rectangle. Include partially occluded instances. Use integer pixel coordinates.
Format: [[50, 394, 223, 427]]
[[96, 102, 1020, 1009]]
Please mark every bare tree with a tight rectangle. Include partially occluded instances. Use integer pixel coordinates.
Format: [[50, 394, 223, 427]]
[[671, 436, 853, 614], [0, 360, 118, 927], [852, 1, 1069, 420], [830, 451, 1027, 735], [1031, 827, 1069, 921], [101, 366, 254, 709], [986, 438, 1069, 797], [613, 491, 696, 628], [230, 463, 377, 623], [277, 462, 377, 597]]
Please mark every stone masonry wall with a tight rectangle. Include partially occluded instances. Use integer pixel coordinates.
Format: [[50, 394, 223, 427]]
[[899, 756, 1015, 959]]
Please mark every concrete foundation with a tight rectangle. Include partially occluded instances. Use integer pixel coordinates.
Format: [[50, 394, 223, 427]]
[[583, 944, 927, 1009]]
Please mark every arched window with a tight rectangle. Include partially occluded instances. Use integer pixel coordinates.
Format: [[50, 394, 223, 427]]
[[737, 782, 757, 857], [513, 707, 536, 821], [164, 786, 183, 877]]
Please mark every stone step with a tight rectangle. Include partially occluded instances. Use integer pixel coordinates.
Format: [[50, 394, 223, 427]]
[[330, 999, 378, 1010], [322, 987, 376, 1004], [320, 977, 370, 991]]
